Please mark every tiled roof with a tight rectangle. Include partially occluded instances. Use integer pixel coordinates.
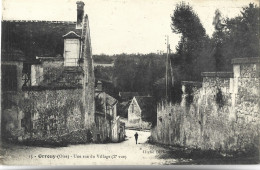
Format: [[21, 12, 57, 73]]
[[1, 49, 25, 61], [1, 20, 81, 61], [134, 96, 156, 122], [119, 92, 139, 98], [106, 93, 117, 106], [95, 92, 117, 106], [118, 101, 131, 118], [119, 92, 149, 100]]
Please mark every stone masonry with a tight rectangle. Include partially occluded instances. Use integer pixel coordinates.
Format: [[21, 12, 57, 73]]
[[151, 57, 260, 155]]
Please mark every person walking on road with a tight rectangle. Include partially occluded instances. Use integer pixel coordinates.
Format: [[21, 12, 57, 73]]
[[134, 132, 138, 144]]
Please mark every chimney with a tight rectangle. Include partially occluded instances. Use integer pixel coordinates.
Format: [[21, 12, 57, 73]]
[[76, 1, 85, 29]]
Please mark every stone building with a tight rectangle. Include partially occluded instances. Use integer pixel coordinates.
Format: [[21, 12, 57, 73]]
[[117, 91, 150, 119], [95, 81, 125, 142], [1, 1, 96, 144], [151, 57, 260, 154], [127, 96, 156, 129]]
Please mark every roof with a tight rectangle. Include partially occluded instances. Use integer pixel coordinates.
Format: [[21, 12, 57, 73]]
[[95, 92, 118, 106], [134, 96, 156, 122], [119, 92, 139, 99], [1, 48, 26, 61], [118, 101, 131, 118], [1, 20, 81, 62], [119, 92, 150, 100], [106, 93, 117, 106]]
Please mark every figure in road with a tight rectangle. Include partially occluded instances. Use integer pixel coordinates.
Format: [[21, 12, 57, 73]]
[[134, 132, 138, 144]]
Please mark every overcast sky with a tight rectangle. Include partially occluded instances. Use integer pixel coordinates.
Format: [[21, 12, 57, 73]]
[[2, 0, 259, 55]]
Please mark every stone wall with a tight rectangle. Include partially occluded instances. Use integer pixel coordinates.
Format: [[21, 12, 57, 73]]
[[94, 113, 111, 143], [1, 88, 91, 144], [151, 58, 260, 155]]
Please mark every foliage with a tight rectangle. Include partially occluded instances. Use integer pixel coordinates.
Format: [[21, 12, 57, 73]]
[[171, 2, 205, 40], [170, 2, 259, 80], [93, 54, 114, 64], [94, 53, 166, 101], [113, 53, 166, 95], [211, 3, 259, 71], [94, 66, 113, 82], [170, 2, 208, 81], [216, 88, 225, 108], [94, 3, 259, 104]]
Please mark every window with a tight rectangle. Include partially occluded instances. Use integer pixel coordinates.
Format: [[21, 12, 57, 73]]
[[64, 39, 80, 66]]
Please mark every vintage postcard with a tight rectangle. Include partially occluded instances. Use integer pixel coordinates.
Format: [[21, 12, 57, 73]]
[[0, 0, 259, 167]]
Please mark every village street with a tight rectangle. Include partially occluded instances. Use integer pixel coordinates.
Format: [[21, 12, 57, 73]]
[[0, 130, 192, 165]]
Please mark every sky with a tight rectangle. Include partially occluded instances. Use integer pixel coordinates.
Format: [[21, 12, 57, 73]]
[[1, 0, 259, 55]]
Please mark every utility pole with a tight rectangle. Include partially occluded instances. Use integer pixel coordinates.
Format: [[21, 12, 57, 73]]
[[165, 35, 170, 101]]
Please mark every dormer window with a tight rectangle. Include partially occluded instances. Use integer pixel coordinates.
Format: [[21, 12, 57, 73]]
[[63, 31, 81, 66]]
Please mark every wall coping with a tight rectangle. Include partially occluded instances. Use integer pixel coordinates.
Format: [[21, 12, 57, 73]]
[[181, 81, 202, 87], [22, 85, 82, 91], [201, 72, 233, 78], [2, 20, 76, 24], [231, 57, 260, 64], [36, 56, 64, 61], [1, 61, 24, 64]]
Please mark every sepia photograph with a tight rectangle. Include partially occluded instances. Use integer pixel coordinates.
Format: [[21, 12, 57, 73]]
[[0, 0, 259, 168]]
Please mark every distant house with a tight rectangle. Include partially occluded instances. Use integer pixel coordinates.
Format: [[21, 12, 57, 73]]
[[127, 96, 157, 129], [118, 92, 150, 119]]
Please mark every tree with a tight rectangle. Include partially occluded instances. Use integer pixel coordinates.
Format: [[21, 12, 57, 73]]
[[171, 2, 205, 40], [211, 3, 259, 71], [225, 3, 259, 59], [170, 2, 207, 81]]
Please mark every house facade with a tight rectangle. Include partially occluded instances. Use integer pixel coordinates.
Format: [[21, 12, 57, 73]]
[[127, 96, 156, 129], [1, 1, 97, 144]]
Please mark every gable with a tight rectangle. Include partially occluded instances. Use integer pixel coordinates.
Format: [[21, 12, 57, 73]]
[[63, 31, 81, 39], [128, 97, 141, 113]]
